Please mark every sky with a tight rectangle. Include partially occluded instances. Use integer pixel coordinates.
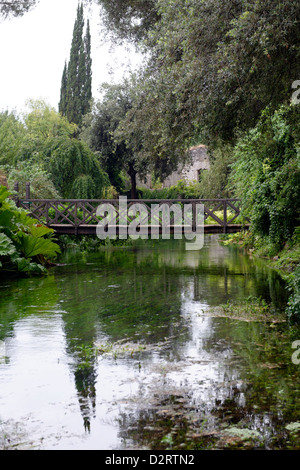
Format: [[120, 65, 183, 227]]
[[0, 0, 142, 113]]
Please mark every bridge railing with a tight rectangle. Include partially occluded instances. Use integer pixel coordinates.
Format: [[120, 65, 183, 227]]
[[15, 193, 250, 235]]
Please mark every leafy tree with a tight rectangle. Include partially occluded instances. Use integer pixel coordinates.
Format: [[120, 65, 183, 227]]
[[24, 101, 109, 199], [59, 61, 68, 120], [113, 0, 300, 170], [5, 100, 109, 200], [81, 81, 146, 199], [46, 139, 109, 199], [92, 0, 158, 43], [16, 100, 77, 164], [7, 160, 60, 199], [229, 104, 300, 249], [0, 0, 38, 19], [196, 144, 236, 199], [0, 110, 25, 166], [24, 99, 77, 139], [59, 3, 92, 126]]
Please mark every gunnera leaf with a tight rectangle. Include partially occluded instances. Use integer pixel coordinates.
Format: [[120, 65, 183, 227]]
[[0, 232, 16, 257]]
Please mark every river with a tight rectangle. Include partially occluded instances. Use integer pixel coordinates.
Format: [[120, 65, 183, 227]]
[[0, 235, 300, 450]]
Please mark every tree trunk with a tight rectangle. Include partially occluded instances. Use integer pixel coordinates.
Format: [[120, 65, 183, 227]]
[[0, 171, 8, 188], [128, 164, 137, 200]]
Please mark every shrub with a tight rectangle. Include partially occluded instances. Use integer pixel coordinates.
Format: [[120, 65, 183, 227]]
[[229, 104, 300, 249], [7, 160, 60, 199], [0, 186, 60, 275], [286, 264, 300, 321], [141, 179, 202, 200]]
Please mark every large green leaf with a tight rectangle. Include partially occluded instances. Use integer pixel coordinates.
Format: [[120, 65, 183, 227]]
[[0, 232, 16, 257], [14, 210, 38, 227], [29, 224, 54, 238], [19, 234, 60, 259], [14, 257, 47, 274], [0, 185, 10, 203], [0, 209, 14, 229]]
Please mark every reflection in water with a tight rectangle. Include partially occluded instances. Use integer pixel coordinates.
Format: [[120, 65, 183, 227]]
[[0, 236, 299, 450]]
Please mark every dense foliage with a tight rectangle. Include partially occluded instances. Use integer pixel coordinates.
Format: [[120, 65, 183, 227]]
[[46, 138, 109, 199], [287, 264, 300, 320], [0, 111, 26, 166], [81, 82, 146, 199], [95, 0, 300, 159], [93, 0, 158, 43], [140, 179, 202, 200], [0, 0, 38, 19], [229, 105, 300, 250], [7, 160, 60, 199], [0, 101, 109, 200], [0, 186, 60, 275]]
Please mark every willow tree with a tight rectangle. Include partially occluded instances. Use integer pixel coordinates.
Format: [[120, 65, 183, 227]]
[[7, 100, 109, 200], [46, 139, 109, 199]]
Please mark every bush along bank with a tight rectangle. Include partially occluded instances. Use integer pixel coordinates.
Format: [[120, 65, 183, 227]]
[[218, 103, 300, 321], [0, 185, 60, 276]]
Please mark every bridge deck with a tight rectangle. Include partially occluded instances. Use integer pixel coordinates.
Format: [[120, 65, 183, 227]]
[[50, 224, 250, 236]]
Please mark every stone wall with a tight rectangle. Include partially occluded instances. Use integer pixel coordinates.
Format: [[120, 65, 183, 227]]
[[162, 145, 210, 187], [137, 145, 210, 189]]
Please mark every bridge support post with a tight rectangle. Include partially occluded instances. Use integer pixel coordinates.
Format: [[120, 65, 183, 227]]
[[192, 201, 197, 233], [13, 182, 19, 207], [25, 182, 31, 200], [223, 200, 227, 234]]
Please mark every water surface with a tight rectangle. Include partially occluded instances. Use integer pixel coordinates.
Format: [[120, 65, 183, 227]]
[[0, 236, 299, 450]]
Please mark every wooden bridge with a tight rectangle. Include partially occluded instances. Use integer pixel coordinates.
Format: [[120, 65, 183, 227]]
[[15, 185, 250, 237]]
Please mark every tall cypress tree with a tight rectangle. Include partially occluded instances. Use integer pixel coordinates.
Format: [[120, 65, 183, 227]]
[[59, 3, 92, 126], [58, 61, 68, 117], [83, 20, 92, 116]]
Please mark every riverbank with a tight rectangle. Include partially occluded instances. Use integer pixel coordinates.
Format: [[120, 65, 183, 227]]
[[219, 230, 300, 320]]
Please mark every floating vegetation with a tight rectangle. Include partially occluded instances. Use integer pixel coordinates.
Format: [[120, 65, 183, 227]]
[[207, 296, 286, 323], [97, 339, 147, 359], [96, 335, 179, 361]]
